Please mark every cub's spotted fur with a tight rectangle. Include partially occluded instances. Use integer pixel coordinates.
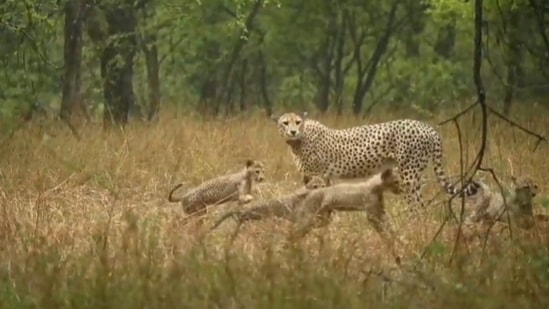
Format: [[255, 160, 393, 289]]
[[465, 176, 539, 229], [168, 160, 265, 217], [290, 168, 402, 262], [209, 175, 328, 233]]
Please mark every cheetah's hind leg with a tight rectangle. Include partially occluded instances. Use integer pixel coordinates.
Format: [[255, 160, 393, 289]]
[[399, 176, 427, 218]]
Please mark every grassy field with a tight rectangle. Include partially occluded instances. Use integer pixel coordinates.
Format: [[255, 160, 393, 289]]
[[1, 104, 548, 308]]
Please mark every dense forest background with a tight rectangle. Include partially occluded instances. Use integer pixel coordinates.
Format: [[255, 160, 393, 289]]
[[1, 0, 548, 128]]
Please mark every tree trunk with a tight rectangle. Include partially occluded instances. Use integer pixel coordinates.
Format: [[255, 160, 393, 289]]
[[217, 0, 263, 115], [143, 35, 160, 122], [313, 34, 334, 113], [239, 59, 248, 112], [258, 51, 272, 117], [434, 19, 456, 59], [101, 2, 138, 128], [403, 2, 425, 58], [60, 0, 88, 123], [502, 8, 524, 116], [352, 3, 399, 115]]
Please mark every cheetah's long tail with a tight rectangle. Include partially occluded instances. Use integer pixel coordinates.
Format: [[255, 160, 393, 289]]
[[431, 139, 481, 197]]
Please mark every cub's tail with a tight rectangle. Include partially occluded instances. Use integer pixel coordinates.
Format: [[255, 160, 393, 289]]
[[168, 182, 189, 203]]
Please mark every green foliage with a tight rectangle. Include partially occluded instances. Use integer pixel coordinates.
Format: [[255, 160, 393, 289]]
[[427, 240, 448, 257], [539, 197, 549, 209], [0, 0, 548, 121]]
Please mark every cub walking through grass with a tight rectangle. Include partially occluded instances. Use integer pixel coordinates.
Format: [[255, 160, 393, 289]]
[[168, 159, 266, 219], [290, 167, 403, 262], [209, 175, 328, 234]]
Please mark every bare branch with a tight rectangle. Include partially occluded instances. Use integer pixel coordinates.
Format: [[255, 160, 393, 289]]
[[438, 101, 477, 126], [486, 105, 549, 151], [421, 0, 489, 264]]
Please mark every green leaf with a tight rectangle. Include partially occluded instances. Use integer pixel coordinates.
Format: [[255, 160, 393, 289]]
[[427, 241, 448, 257]]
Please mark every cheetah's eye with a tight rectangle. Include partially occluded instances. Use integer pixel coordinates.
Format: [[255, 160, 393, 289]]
[[282, 121, 289, 126], [255, 170, 261, 174], [295, 121, 301, 125]]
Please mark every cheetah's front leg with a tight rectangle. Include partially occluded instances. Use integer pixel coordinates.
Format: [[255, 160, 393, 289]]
[[237, 180, 255, 205], [238, 194, 254, 205]]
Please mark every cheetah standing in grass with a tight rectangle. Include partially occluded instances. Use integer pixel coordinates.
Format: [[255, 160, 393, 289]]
[[209, 175, 328, 233], [464, 175, 540, 230], [168, 159, 266, 218], [270, 112, 481, 209]]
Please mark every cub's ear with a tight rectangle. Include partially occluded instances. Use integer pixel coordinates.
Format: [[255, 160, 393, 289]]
[[270, 114, 280, 123], [303, 175, 312, 185], [510, 175, 517, 185], [380, 168, 393, 181], [301, 112, 308, 119], [245, 159, 254, 167]]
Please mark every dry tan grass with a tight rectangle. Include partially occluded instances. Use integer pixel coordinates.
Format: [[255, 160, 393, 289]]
[[1, 104, 548, 306]]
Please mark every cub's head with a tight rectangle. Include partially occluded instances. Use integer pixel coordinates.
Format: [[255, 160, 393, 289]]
[[511, 176, 538, 215], [270, 112, 307, 143], [303, 175, 329, 190], [245, 159, 266, 182], [512, 176, 538, 199], [511, 176, 538, 229], [379, 168, 401, 195]]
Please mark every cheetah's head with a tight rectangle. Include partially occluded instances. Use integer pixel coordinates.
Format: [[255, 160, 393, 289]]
[[245, 159, 266, 182], [270, 112, 308, 143], [303, 175, 328, 190]]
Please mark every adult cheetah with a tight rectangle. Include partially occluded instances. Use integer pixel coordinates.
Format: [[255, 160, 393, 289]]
[[270, 112, 480, 209]]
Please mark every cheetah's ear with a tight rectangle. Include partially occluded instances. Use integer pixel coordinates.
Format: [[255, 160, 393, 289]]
[[301, 112, 308, 119], [510, 175, 518, 185], [303, 175, 312, 185], [245, 159, 254, 167], [270, 114, 280, 123]]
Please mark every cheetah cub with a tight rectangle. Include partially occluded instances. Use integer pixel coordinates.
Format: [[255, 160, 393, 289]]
[[464, 175, 539, 230], [168, 159, 266, 217], [209, 175, 328, 233], [290, 167, 402, 262]]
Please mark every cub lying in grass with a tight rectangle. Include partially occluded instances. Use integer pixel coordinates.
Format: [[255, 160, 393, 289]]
[[464, 175, 539, 230]]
